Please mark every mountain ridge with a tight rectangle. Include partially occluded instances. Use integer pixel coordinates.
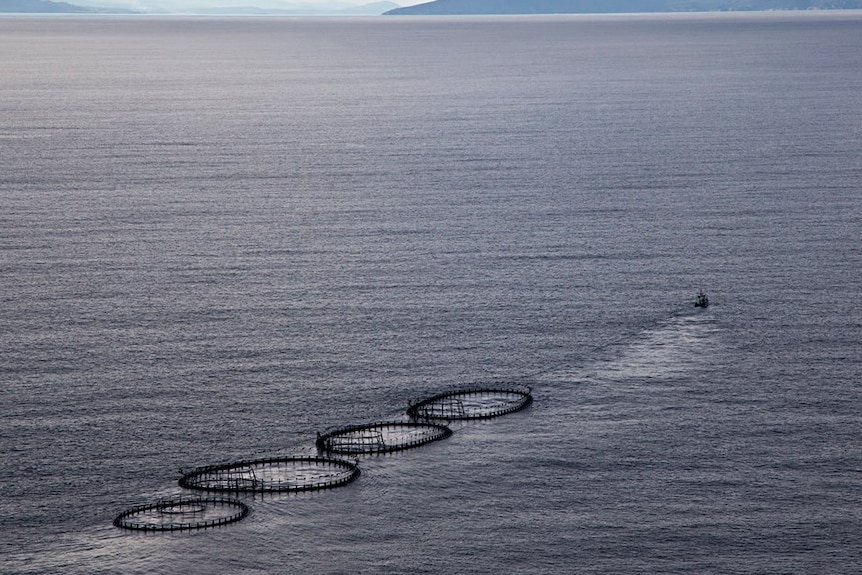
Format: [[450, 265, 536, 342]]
[[0, 0, 399, 14], [0, 0, 101, 12], [385, 0, 862, 15]]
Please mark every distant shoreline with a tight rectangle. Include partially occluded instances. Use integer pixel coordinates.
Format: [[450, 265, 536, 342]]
[[384, 0, 862, 15], [4, 0, 862, 15]]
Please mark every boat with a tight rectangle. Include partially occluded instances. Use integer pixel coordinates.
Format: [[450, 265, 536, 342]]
[[695, 290, 709, 308]]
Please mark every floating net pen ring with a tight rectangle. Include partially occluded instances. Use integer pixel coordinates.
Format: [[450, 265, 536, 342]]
[[316, 421, 453, 455], [178, 456, 360, 493], [407, 385, 533, 421], [113, 496, 249, 532]]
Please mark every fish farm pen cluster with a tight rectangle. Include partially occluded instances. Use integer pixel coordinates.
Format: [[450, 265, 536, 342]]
[[113, 384, 532, 532]]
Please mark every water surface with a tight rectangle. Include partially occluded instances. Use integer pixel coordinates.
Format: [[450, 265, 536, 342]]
[[1, 12, 860, 574]]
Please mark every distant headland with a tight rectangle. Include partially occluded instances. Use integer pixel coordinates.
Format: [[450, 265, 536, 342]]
[[0, 0, 398, 14], [0, 0, 138, 12], [385, 0, 862, 15]]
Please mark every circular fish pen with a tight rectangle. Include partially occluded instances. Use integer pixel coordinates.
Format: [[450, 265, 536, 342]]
[[407, 385, 533, 420], [316, 421, 452, 455], [178, 456, 360, 493], [113, 495, 249, 532]]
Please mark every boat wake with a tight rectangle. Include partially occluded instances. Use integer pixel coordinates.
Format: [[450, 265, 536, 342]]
[[538, 313, 720, 386]]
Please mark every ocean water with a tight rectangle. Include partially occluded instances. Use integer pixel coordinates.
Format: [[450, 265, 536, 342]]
[[1, 12, 860, 574]]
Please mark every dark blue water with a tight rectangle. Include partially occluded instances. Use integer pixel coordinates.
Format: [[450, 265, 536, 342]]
[[1, 12, 860, 574]]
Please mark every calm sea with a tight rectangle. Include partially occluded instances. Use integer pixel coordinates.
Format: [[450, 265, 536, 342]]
[[1, 12, 860, 574]]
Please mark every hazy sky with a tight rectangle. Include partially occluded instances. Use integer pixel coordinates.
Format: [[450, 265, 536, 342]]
[[285, 0, 426, 5], [83, 0, 431, 10], [115, 0, 431, 5], [203, 0, 428, 6], [350, 0, 424, 4]]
